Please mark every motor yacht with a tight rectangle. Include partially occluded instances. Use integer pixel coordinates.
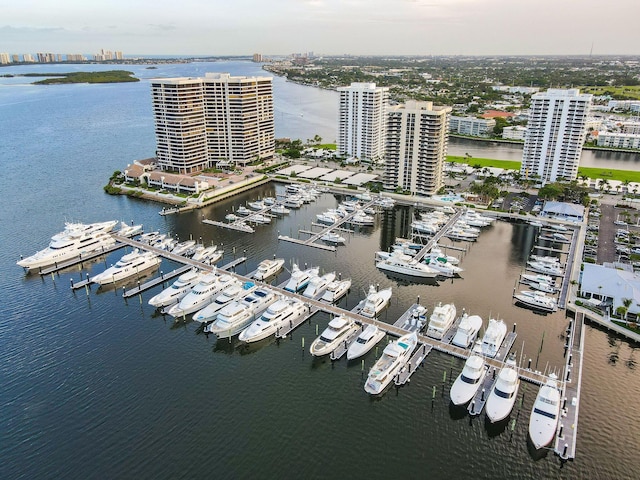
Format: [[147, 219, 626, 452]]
[[528, 373, 561, 449], [303, 272, 336, 298], [423, 256, 464, 278], [116, 221, 143, 238], [479, 318, 507, 358], [238, 297, 308, 343], [316, 211, 340, 225], [526, 260, 564, 277], [514, 290, 558, 313], [262, 197, 276, 206], [171, 240, 197, 256], [236, 206, 251, 216], [320, 278, 351, 303], [426, 303, 457, 340], [17, 220, 118, 270], [527, 280, 557, 294], [320, 232, 346, 244], [486, 354, 520, 423], [270, 204, 290, 215], [346, 324, 386, 360], [359, 285, 392, 318], [195, 281, 252, 325], [521, 273, 554, 286], [350, 212, 374, 226], [90, 249, 160, 285], [450, 355, 487, 406], [253, 258, 285, 281], [446, 227, 478, 242], [247, 200, 265, 210], [451, 313, 483, 348], [248, 214, 271, 224], [167, 272, 234, 317], [191, 245, 222, 264], [210, 287, 279, 339], [148, 268, 204, 308], [364, 332, 418, 395], [283, 264, 319, 292], [309, 315, 359, 356], [376, 250, 439, 278], [225, 213, 239, 222], [139, 231, 160, 243], [429, 245, 460, 265]]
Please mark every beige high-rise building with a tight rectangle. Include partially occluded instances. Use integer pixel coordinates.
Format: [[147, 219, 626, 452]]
[[151, 73, 274, 174], [384, 101, 452, 196]]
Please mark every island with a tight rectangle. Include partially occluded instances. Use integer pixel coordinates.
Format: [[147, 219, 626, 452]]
[[22, 70, 139, 84]]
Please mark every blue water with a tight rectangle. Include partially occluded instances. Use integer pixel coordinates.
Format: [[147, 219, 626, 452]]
[[1, 61, 639, 479]]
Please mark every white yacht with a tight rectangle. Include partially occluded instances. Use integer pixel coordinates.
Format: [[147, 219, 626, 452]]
[[521, 273, 554, 286], [364, 332, 418, 395], [350, 212, 374, 226], [359, 285, 393, 318], [303, 272, 336, 299], [195, 281, 251, 325], [320, 278, 351, 303], [247, 200, 265, 210], [139, 231, 160, 243], [426, 303, 457, 340], [376, 250, 439, 278], [320, 232, 346, 244], [90, 249, 160, 285], [526, 260, 564, 277], [191, 245, 222, 264], [514, 290, 558, 313], [429, 245, 460, 265], [171, 240, 196, 256], [166, 272, 233, 317], [479, 318, 507, 358], [346, 324, 386, 360], [316, 211, 340, 225], [18, 220, 118, 270], [528, 373, 562, 450], [236, 206, 251, 216], [450, 355, 487, 406], [116, 221, 143, 238], [148, 268, 204, 308], [423, 257, 464, 278], [486, 355, 520, 423], [451, 313, 483, 348], [252, 258, 285, 281], [209, 287, 278, 339], [283, 264, 319, 293], [238, 297, 308, 343], [309, 315, 359, 356], [270, 204, 290, 215]]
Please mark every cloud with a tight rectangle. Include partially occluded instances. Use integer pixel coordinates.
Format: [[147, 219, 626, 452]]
[[0, 24, 66, 34], [147, 23, 178, 31]]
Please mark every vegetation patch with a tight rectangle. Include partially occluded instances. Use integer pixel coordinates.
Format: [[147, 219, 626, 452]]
[[577, 167, 640, 183], [580, 85, 640, 101], [27, 70, 139, 85]]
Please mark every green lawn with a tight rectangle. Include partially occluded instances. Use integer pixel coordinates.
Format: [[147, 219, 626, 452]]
[[315, 143, 337, 150], [447, 156, 521, 170], [579, 85, 640, 101]]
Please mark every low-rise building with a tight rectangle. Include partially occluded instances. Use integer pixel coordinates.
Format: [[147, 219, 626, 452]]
[[449, 116, 495, 136], [580, 263, 640, 319], [502, 126, 526, 140], [597, 133, 640, 149]]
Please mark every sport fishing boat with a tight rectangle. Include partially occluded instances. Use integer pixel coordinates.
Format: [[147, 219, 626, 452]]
[[451, 313, 483, 349], [450, 355, 487, 406], [528, 373, 561, 449], [478, 318, 507, 358], [283, 264, 319, 293], [358, 285, 393, 318], [485, 354, 520, 423], [303, 272, 336, 299], [426, 303, 457, 340], [364, 332, 418, 395], [320, 278, 351, 303], [514, 290, 558, 313], [252, 258, 285, 281], [309, 315, 359, 356], [346, 324, 386, 360]]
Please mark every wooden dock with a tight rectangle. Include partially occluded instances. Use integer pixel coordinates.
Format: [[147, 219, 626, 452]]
[[202, 218, 255, 233], [277, 235, 336, 251], [413, 210, 464, 262], [468, 368, 498, 415], [122, 265, 192, 298], [39, 243, 126, 275]]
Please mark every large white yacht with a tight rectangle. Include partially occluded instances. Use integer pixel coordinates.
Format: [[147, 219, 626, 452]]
[[252, 258, 285, 281], [148, 269, 205, 308], [90, 249, 160, 285], [309, 316, 359, 356], [320, 278, 351, 303], [450, 355, 487, 406], [478, 318, 507, 358], [116, 221, 143, 238], [283, 264, 319, 293], [526, 260, 564, 277], [195, 281, 252, 325], [376, 250, 438, 278], [486, 355, 520, 423], [426, 303, 457, 340], [346, 324, 386, 360], [303, 272, 336, 299], [238, 297, 308, 343], [528, 373, 561, 449], [423, 256, 464, 278], [209, 287, 278, 339], [364, 332, 418, 395], [359, 285, 392, 318], [451, 313, 483, 348], [191, 245, 222, 264], [18, 220, 118, 270], [167, 272, 234, 317], [514, 290, 558, 312]]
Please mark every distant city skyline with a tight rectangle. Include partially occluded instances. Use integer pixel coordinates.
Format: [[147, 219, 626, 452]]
[[2, 0, 639, 56]]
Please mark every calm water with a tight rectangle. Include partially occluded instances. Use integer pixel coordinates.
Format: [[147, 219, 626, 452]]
[[1, 61, 639, 479]]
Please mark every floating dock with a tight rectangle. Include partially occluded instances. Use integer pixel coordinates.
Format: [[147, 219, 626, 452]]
[[122, 265, 192, 298], [202, 219, 255, 233]]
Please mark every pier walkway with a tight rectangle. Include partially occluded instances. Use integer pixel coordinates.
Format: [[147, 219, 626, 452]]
[[122, 265, 192, 298], [413, 210, 464, 262]]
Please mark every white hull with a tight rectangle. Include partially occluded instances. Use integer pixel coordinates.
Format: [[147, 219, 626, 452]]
[[320, 279, 351, 303], [364, 332, 418, 395], [528, 376, 561, 449], [148, 269, 203, 308], [238, 300, 308, 343], [450, 355, 487, 405], [346, 325, 386, 360], [253, 258, 285, 280], [376, 259, 438, 278], [451, 314, 483, 349], [90, 250, 160, 285], [486, 361, 520, 422]]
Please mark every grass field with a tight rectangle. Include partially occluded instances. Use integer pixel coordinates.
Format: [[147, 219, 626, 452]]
[[579, 85, 640, 101]]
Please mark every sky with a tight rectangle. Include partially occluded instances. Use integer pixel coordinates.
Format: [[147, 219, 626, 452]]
[[2, 0, 640, 56]]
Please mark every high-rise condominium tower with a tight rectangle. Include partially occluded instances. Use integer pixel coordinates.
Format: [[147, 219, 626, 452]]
[[338, 82, 389, 164], [384, 101, 452, 196], [151, 73, 274, 174], [521, 88, 592, 183]]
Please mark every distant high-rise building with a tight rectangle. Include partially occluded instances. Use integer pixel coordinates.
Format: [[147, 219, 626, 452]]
[[384, 101, 452, 196], [23, 54, 35, 62], [11, 54, 19, 63], [0, 53, 10, 64], [253, 53, 263, 62], [151, 73, 274, 174], [115, 51, 123, 60], [521, 89, 592, 183], [338, 82, 389, 163], [66, 54, 86, 62]]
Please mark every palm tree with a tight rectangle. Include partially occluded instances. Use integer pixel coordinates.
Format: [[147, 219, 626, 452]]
[[623, 298, 633, 324]]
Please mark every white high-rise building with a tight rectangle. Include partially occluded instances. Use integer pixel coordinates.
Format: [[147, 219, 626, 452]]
[[521, 88, 592, 183], [384, 101, 452, 196], [338, 82, 389, 164], [151, 73, 274, 174]]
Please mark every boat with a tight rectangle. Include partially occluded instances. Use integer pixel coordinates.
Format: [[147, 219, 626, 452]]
[[376, 250, 439, 278], [446, 227, 478, 242], [526, 260, 564, 277], [521, 273, 554, 286], [270, 204, 290, 215], [529, 220, 544, 228], [426, 303, 457, 340], [479, 318, 507, 358], [191, 245, 222, 264], [209, 287, 279, 339], [358, 285, 392, 318], [320, 232, 346, 244], [364, 332, 418, 395], [148, 268, 204, 308], [527, 280, 557, 294], [90, 248, 160, 285], [309, 315, 359, 356], [316, 212, 340, 225], [166, 272, 234, 317], [247, 200, 265, 210], [429, 245, 460, 265], [156, 237, 177, 251], [303, 272, 336, 298], [451, 313, 483, 348], [450, 355, 487, 406], [350, 212, 374, 226], [139, 231, 160, 243], [253, 258, 285, 280], [195, 281, 253, 325], [17, 220, 118, 270], [528, 373, 562, 449], [236, 206, 251, 216], [514, 290, 558, 312], [238, 297, 308, 342], [423, 256, 464, 278], [225, 213, 239, 222], [346, 324, 386, 360], [485, 354, 520, 423], [262, 197, 276, 206], [283, 264, 319, 292], [171, 240, 196, 256], [116, 221, 143, 238], [248, 213, 271, 224], [320, 278, 351, 303]]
